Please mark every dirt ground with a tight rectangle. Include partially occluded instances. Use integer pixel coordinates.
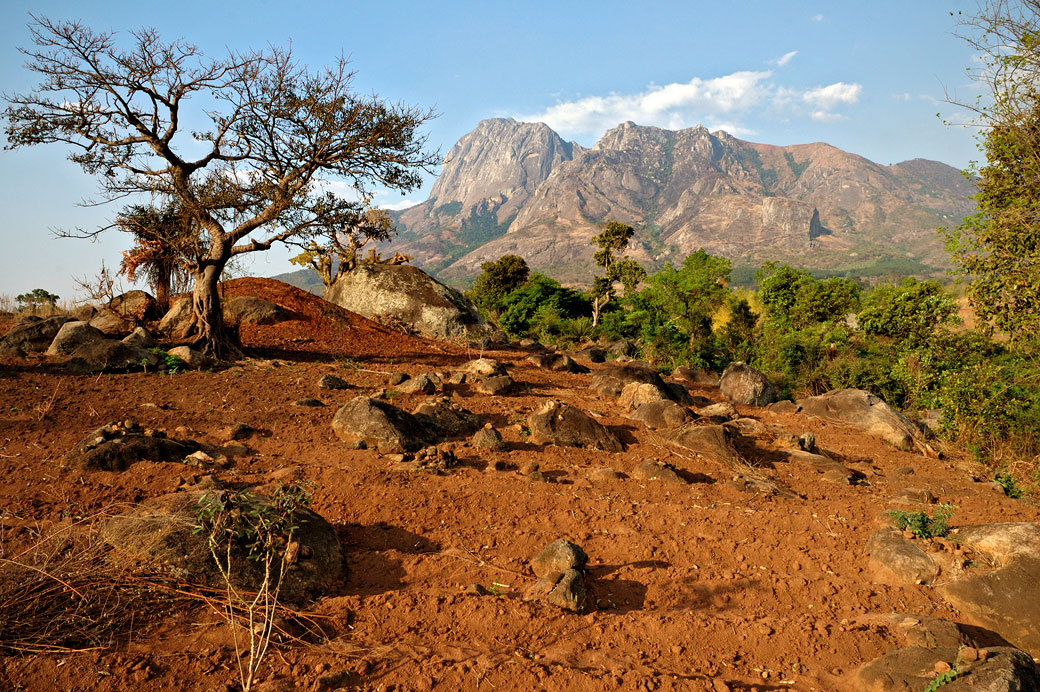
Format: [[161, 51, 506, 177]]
[[1, 279, 1037, 692]]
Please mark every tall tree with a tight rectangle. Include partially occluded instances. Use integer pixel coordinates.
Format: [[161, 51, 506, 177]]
[[590, 220, 641, 327], [4, 17, 436, 358], [287, 205, 394, 288], [944, 1, 1040, 349]]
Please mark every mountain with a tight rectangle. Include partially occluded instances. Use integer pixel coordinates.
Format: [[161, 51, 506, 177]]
[[389, 118, 976, 282]]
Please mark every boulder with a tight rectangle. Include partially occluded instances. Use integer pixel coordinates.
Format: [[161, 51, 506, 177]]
[[719, 362, 778, 406], [525, 353, 590, 373], [412, 397, 483, 439], [460, 358, 508, 377], [865, 529, 940, 586], [157, 295, 194, 338], [64, 421, 199, 471], [672, 366, 719, 386], [696, 402, 738, 420], [617, 382, 669, 411], [166, 346, 207, 370], [108, 290, 159, 321], [528, 401, 622, 452], [397, 373, 437, 394], [331, 397, 431, 453], [122, 326, 157, 349], [0, 315, 74, 357], [525, 569, 586, 612], [630, 459, 685, 484], [474, 375, 517, 396], [68, 340, 158, 373], [663, 423, 744, 467], [940, 523, 1040, 657], [102, 489, 343, 603], [604, 339, 637, 358], [786, 449, 856, 483], [223, 296, 296, 326], [45, 321, 107, 356], [531, 539, 588, 577], [629, 400, 695, 430], [856, 645, 1040, 692], [797, 388, 923, 452], [88, 308, 134, 336], [471, 425, 507, 451], [591, 364, 669, 400], [318, 373, 350, 390], [324, 263, 484, 340]]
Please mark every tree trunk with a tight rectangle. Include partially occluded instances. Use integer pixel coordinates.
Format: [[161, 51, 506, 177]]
[[154, 261, 172, 314], [189, 261, 242, 361]]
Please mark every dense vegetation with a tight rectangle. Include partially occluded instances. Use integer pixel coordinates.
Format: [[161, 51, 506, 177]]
[[466, 248, 1040, 477]]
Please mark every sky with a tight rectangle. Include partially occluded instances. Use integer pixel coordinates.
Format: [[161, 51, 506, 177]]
[[0, 0, 985, 301]]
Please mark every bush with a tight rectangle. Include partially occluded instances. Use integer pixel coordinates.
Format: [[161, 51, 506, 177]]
[[888, 504, 954, 538], [859, 278, 958, 347], [497, 273, 589, 338]]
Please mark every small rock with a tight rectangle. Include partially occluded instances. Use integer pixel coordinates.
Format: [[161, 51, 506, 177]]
[[630, 459, 685, 484], [294, 398, 325, 407], [388, 372, 409, 386], [474, 374, 516, 396], [894, 488, 937, 504], [465, 583, 489, 596], [318, 374, 350, 390], [531, 539, 588, 578], [589, 468, 621, 482], [524, 569, 586, 612], [471, 426, 506, 451], [222, 423, 255, 442], [521, 461, 540, 476], [398, 374, 436, 394]]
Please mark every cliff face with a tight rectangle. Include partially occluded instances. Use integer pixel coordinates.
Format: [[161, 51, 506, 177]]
[[390, 119, 975, 281]]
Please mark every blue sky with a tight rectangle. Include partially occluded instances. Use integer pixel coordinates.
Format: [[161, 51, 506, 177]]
[[0, 1, 982, 300]]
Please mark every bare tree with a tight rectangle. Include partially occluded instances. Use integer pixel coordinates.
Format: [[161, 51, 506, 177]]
[[4, 16, 436, 358]]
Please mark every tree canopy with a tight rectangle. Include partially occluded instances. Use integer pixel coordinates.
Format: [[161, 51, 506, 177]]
[[4, 16, 436, 357]]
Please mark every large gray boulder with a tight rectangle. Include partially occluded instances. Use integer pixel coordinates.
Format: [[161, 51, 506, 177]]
[[528, 400, 622, 452], [88, 308, 134, 336], [68, 340, 158, 373], [64, 421, 199, 471], [0, 315, 74, 357], [331, 396, 432, 453], [719, 362, 778, 406], [324, 264, 484, 339], [797, 388, 923, 452], [222, 296, 296, 326], [46, 321, 107, 356], [940, 523, 1040, 657], [107, 290, 159, 321], [856, 645, 1039, 692]]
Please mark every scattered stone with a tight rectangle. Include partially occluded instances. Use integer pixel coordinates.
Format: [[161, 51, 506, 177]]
[[521, 461, 540, 476], [388, 372, 409, 386], [855, 645, 1039, 692], [630, 459, 685, 484], [672, 366, 719, 386], [589, 467, 621, 482], [604, 338, 637, 358], [661, 381, 695, 406], [526, 353, 589, 373], [519, 338, 543, 350], [122, 326, 156, 349], [894, 488, 938, 504], [696, 402, 738, 420], [461, 358, 508, 377], [768, 400, 800, 415], [64, 421, 198, 471], [166, 346, 207, 370], [0, 315, 74, 357], [797, 388, 924, 452], [157, 296, 194, 339], [531, 539, 588, 578], [474, 374, 517, 396], [102, 489, 342, 603], [865, 528, 940, 586], [318, 374, 350, 390], [68, 340, 158, 373], [664, 423, 744, 466], [331, 397, 431, 453], [398, 374, 436, 394], [723, 417, 768, 436], [471, 425, 507, 451], [617, 382, 669, 411], [628, 400, 695, 430], [412, 397, 483, 438], [447, 372, 467, 385], [524, 569, 586, 612], [465, 583, 489, 596], [88, 308, 134, 337], [294, 398, 325, 407], [46, 321, 107, 356], [528, 400, 622, 452], [410, 445, 458, 473], [719, 362, 778, 406], [787, 449, 856, 483], [591, 364, 669, 400], [575, 347, 606, 363]]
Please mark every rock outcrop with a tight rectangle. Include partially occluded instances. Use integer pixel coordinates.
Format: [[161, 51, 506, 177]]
[[797, 388, 923, 452]]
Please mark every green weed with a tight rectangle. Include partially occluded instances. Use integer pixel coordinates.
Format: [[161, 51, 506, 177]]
[[888, 504, 955, 539]]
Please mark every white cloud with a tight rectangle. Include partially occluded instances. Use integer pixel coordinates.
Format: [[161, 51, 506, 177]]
[[522, 71, 773, 138], [521, 71, 863, 140], [811, 13, 824, 22], [802, 82, 862, 109], [378, 198, 418, 211], [775, 51, 798, 67]]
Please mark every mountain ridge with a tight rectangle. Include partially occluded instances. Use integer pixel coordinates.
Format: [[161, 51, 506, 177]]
[[385, 118, 975, 283]]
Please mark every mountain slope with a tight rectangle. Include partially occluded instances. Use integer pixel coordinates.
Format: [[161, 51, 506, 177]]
[[388, 119, 975, 282]]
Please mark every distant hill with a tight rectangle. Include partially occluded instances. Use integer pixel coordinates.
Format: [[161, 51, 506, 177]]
[[383, 118, 975, 284]]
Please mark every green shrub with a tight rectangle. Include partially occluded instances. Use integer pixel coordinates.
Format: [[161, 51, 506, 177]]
[[859, 278, 958, 347], [888, 504, 954, 539], [994, 472, 1023, 498]]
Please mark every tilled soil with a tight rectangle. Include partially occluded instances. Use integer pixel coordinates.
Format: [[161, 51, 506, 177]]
[[1, 279, 1037, 692]]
